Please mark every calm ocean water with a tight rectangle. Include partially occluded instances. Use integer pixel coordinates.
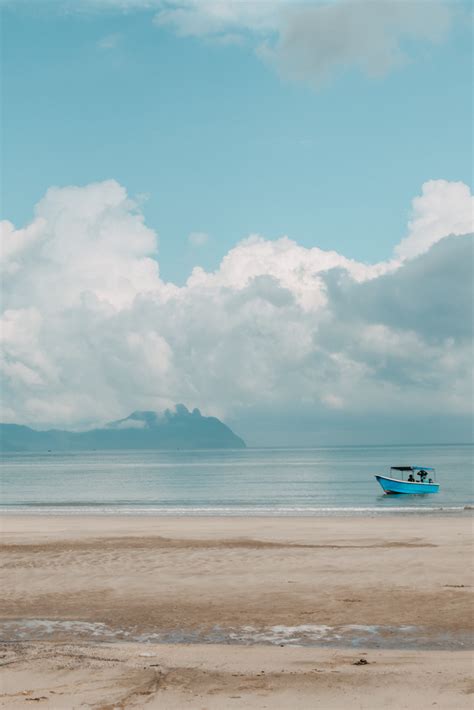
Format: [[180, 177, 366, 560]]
[[1, 444, 472, 515]]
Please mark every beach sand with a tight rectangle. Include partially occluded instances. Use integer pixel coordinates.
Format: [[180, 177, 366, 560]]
[[1, 514, 473, 708], [1, 641, 473, 709]]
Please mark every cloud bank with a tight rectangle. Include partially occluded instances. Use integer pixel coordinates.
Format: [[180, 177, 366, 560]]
[[1, 178, 472, 442]]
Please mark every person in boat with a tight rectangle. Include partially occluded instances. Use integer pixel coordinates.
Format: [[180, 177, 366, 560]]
[[408, 473, 415, 482]]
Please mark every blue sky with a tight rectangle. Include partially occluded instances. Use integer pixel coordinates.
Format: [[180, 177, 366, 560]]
[[1, 1, 473, 442], [2, 1, 472, 283]]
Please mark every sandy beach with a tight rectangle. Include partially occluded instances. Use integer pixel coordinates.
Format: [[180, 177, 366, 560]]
[[1, 514, 473, 708]]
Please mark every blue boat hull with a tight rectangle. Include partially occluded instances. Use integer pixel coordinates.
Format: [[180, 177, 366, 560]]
[[375, 475, 439, 495]]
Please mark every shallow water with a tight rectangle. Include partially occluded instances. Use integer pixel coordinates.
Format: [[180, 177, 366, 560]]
[[1, 444, 472, 515], [0, 619, 470, 650]]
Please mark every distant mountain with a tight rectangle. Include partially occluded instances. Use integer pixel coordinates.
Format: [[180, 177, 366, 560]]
[[0, 405, 246, 451]]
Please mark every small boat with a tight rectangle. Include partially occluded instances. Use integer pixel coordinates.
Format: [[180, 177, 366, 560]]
[[375, 466, 439, 494]]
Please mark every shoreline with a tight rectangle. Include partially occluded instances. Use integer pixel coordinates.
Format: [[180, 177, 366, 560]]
[[0, 505, 471, 518], [2, 508, 473, 520]]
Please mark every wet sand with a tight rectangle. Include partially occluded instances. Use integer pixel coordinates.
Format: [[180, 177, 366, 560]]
[[0, 514, 473, 708]]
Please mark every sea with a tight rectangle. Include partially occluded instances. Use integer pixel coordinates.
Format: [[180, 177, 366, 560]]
[[1, 443, 472, 515]]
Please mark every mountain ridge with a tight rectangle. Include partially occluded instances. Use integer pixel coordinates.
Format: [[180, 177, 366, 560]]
[[0, 406, 246, 451]]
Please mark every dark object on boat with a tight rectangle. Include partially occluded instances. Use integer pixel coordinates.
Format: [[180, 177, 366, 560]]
[[353, 658, 369, 666]]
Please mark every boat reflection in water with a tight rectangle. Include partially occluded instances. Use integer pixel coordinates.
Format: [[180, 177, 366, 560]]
[[375, 466, 439, 494]]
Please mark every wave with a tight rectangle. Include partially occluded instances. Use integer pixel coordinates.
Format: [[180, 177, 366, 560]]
[[0, 504, 469, 516]]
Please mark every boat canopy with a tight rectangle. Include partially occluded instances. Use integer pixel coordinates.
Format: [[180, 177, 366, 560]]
[[391, 466, 435, 472]]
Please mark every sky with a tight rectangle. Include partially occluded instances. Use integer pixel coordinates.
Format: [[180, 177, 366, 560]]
[[1, 0, 473, 445]]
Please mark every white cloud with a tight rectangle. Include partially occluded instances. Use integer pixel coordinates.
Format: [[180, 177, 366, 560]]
[[188, 231, 210, 247], [1, 180, 168, 311], [97, 32, 122, 49], [260, 0, 451, 87], [2, 1, 454, 87], [111, 417, 147, 429], [152, 0, 452, 87], [396, 179, 474, 259], [0, 179, 472, 434]]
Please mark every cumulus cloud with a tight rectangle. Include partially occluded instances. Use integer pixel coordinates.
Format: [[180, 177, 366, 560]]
[[1, 180, 166, 310], [329, 235, 473, 343], [396, 179, 474, 259], [0, 179, 472, 438]]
